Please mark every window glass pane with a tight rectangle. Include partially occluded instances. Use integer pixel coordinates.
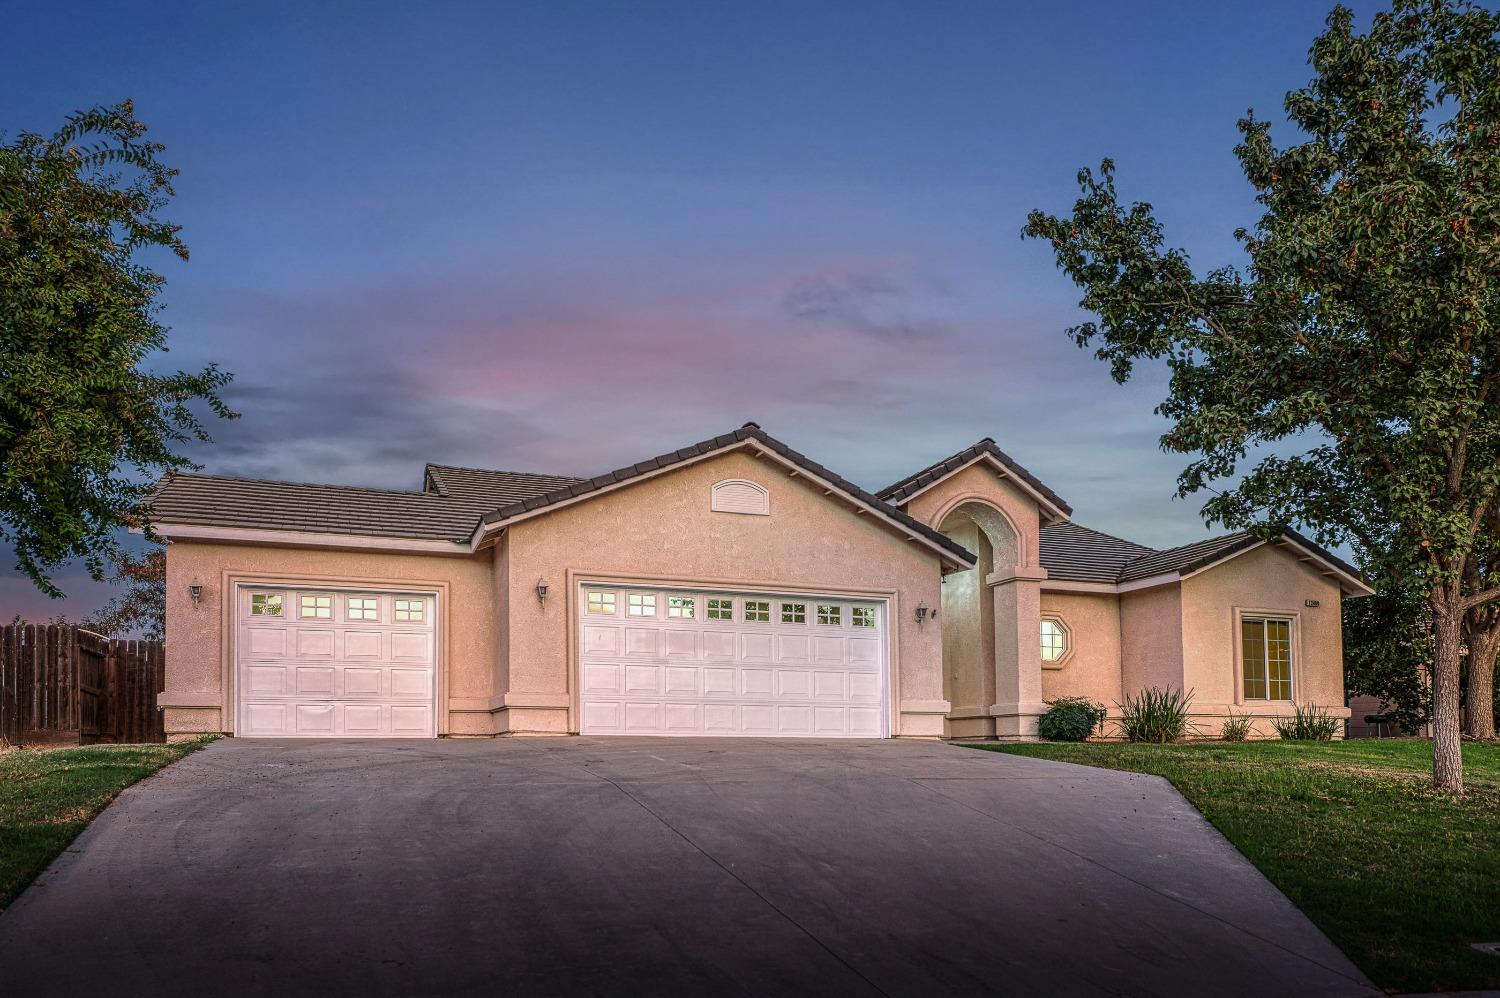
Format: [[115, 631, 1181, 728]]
[[706, 598, 733, 620], [667, 596, 695, 618], [627, 593, 656, 617], [1242, 619, 1267, 699], [299, 595, 332, 619], [744, 600, 771, 622], [1266, 619, 1292, 700], [587, 591, 616, 615], [394, 598, 425, 622], [780, 602, 806, 624], [1040, 620, 1067, 662], [816, 604, 841, 626], [250, 594, 283, 617], [347, 597, 379, 621], [851, 607, 876, 628]]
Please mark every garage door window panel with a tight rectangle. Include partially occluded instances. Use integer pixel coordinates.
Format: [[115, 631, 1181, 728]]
[[300, 595, 332, 619]]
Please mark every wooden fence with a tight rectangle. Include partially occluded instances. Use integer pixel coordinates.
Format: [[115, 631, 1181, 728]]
[[0, 625, 164, 747]]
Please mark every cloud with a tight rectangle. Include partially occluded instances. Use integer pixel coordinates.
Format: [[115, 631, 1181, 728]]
[[782, 271, 947, 341]]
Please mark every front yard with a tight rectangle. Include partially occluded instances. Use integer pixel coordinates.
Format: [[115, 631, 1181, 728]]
[[0, 739, 214, 910], [969, 739, 1500, 994]]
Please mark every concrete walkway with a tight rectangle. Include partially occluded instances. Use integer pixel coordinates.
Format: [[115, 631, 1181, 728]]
[[0, 738, 1376, 996]]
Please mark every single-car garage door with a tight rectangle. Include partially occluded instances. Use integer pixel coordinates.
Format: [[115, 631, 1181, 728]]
[[236, 586, 436, 738], [579, 585, 887, 737]]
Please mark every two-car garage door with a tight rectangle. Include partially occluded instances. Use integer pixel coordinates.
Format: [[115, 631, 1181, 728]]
[[236, 586, 435, 738], [579, 585, 888, 737]]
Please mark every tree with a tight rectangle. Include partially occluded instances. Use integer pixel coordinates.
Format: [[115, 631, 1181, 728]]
[[1343, 579, 1433, 733], [0, 101, 233, 598], [1023, 1, 1500, 791], [82, 543, 165, 640]]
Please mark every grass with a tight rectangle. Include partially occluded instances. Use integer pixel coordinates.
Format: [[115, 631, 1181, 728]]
[[966, 739, 1500, 994], [0, 738, 214, 911]]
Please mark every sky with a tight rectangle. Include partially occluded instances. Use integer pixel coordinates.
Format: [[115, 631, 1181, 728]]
[[2, 0, 1379, 619]]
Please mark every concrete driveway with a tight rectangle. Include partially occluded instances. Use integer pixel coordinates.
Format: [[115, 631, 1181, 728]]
[[0, 738, 1374, 997]]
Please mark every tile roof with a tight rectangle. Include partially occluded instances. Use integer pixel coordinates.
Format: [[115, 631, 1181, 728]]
[[876, 438, 1072, 518], [1040, 522, 1368, 593], [1037, 522, 1156, 584], [147, 473, 481, 541], [149, 424, 977, 566]]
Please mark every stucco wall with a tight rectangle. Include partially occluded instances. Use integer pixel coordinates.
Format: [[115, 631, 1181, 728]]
[[903, 462, 1041, 572], [162, 542, 495, 736], [1181, 543, 1347, 721], [1039, 591, 1122, 706], [497, 449, 951, 736], [1119, 583, 1185, 698]]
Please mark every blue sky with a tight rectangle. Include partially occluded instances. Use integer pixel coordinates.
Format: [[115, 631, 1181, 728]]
[[4, 1, 1372, 618]]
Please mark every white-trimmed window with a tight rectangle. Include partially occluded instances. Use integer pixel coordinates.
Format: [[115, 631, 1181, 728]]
[[587, 591, 616, 615], [1242, 616, 1293, 700], [817, 604, 841, 626], [299, 594, 332, 619], [346, 597, 379, 621], [852, 607, 876, 628], [706, 598, 733, 621], [667, 596, 696, 619], [744, 600, 771, 622], [1040, 619, 1068, 663], [250, 593, 283, 617], [781, 602, 806, 624], [627, 593, 656, 617], [394, 598, 425, 622]]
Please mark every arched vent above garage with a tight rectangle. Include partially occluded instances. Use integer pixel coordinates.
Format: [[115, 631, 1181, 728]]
[[711, 479, 770, 516]]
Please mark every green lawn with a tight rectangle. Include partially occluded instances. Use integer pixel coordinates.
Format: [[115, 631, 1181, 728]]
[[968, 739, 1500, 994], [0, 739, 214, 911]]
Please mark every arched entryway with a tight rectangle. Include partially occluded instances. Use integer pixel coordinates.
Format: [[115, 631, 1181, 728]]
[[936, 498, 1020, 738]]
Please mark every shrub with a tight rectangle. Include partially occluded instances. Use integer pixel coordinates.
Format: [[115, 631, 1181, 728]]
[[1220, 711, 1254, 742], [1272, 703, 1341, 740], [1038, 697, 1107, 741], [1116, 686, 1195, 743]]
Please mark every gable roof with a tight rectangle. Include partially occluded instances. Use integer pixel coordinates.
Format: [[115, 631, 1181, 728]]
[[148, 424, 977, 569], [1039, 522, 1372, 596], [471, 423, 975, 568], [876, 438, 1072, 522]]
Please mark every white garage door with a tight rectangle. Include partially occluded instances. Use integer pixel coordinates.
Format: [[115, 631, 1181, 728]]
[[579, 585, 887, 737], [236, 586, 436, 738]]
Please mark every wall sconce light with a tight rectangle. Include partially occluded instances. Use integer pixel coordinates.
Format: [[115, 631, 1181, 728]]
[[534, 578, 550, 609], [915, 602, 935, 629], [188, 579, 204, 608]]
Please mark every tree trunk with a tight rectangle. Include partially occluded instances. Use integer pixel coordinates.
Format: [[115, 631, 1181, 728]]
[[1431, 606, 1466, 793], [1465, 614, 1499, 740]]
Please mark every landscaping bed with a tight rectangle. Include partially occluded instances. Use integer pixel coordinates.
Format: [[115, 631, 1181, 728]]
[[0, 739, 214, 910], [967, 739, 1500, 993]]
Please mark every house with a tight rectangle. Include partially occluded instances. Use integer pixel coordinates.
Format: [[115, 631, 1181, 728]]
[[150, 423, 1371, 741]]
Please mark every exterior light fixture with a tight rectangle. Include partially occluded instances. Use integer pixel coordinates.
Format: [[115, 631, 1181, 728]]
[[188, 579, 204, 608], [535, 578, 550, 609], [914, 602, 931, 628]]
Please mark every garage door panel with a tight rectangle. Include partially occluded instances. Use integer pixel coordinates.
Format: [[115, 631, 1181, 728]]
[[344, 631, 381, 658], [295, 630, 335, 657], [244, 628, 288, 658], [237, 587, 434, 739]]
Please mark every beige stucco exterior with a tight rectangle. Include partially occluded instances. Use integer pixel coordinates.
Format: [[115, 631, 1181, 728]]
[[160, 434, 1361, 743], [163, 448, 952, 739], [1033, 546, 1352, 739]]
